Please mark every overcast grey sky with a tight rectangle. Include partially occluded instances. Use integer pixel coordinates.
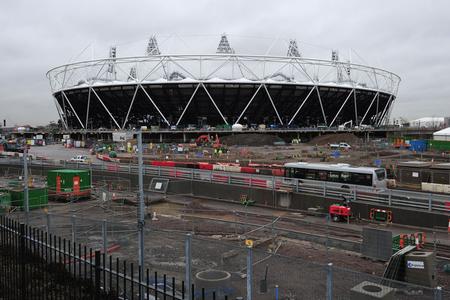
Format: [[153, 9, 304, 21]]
[[1, 0, 449, 126]]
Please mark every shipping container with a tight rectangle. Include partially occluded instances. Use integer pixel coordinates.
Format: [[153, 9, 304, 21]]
[[0, 191, 11, 213], [9, 188, 48, 209], [428, 140, 450, 152], [409, 140, 428, 152], [47, 169, 91, 200]]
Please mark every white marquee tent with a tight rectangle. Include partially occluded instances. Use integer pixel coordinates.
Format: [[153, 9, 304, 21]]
[[433, 127, 450, 141]]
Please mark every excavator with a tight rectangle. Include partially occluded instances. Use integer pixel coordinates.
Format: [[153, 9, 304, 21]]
[[195, 134, 222, 148]]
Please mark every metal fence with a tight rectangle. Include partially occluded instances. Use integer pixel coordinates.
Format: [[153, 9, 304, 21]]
[[1, 156, 449, 213], [2, 210, 448, 300], [0, 216, 233, 300]]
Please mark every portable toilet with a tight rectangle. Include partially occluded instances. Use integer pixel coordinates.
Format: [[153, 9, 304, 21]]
[[47, 169, 91, 200]]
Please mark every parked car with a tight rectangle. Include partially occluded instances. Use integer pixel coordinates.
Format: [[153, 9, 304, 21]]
[[70, 155, 90, 163], [328, 142, 352, 150]]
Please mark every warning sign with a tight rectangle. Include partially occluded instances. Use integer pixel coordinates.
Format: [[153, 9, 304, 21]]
[[407, 260, 424, 269]]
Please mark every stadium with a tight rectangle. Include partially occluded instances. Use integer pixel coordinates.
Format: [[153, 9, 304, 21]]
[[46, 34, 400, 130]]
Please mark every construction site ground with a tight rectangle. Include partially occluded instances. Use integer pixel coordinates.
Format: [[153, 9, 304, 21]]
[[10, 193, 450, 293]]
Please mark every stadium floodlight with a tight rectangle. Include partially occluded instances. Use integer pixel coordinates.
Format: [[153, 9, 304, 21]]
[[216, 33, 234, 54], [287, 39, 301, 57], [146, 35, 161, 56]]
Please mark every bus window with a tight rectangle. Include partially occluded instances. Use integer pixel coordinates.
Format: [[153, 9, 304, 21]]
[[355, 173, 372, 186], [304, 169, 315, 180], [318, 170, 327, 181], [375, 169, 386, 180], [328, 171, 340, 182], [341, 172, 351, 182]]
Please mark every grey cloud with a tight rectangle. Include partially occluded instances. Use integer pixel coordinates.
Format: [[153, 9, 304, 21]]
[[1, 0, 449, 125]]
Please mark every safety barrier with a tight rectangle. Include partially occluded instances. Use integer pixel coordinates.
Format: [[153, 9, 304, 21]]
[[369, 208, 393, 223], [392, 232, 426, 252], [1, 157, 450, 214]]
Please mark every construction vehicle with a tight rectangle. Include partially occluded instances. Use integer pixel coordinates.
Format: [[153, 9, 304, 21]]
[[195, 134, 222, 148], [329, 195, 351, 222]]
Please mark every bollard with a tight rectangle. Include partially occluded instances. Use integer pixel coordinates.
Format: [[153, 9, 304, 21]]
[[434, 286, 442, 300], [185, 233, 192, 300], [275, 285, 279, 300], [326, 263, 333, 300]]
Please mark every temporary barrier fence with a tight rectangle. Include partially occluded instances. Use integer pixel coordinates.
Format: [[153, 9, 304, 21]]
[[1, 157, 450, 214]]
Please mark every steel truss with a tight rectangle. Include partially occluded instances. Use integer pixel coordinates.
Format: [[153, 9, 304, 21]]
[[48, 54, 400, 129]]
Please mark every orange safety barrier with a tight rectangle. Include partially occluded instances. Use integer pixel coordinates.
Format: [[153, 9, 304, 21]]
[[399, 234, 405, 249]]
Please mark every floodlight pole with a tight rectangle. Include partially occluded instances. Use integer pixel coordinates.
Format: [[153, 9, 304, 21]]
[[137, 129, 145, 299], [23, 146, 29, 225]]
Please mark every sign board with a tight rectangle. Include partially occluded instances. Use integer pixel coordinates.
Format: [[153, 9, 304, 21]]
[[407, 260, 424, 269], [412, 172, 419, 178], [374, 159, 381, 167], [63, 134, 70, 140], [113, 131, 133, 142], [154, 182, 163, 190], [35, 134, 43, 140], [148, 178, 169, 194]]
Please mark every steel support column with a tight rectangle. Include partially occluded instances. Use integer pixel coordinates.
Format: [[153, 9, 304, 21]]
[[235, 84, 263, 124], [288, 86, 316, 125], [53, 96, 68, 129], [329, 89, 354, 127], [201, 83, 228, 125], [359, 92, 379, 125], [353, 89, 358, 126], [61, 91, 85, 129], [121, 85, 140, 129], [90, 88, 121, 129], [176, 83, 201, 126], [139, 84, 171, 126], [316, 87, 327, 125], [85, 87, 91, 129], [263, 84, 283, 125], [377, 95, 393, 126]]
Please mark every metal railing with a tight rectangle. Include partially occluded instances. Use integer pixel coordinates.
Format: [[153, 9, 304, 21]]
[[0, 215, 233, 300], [1, 156, 449, 214]]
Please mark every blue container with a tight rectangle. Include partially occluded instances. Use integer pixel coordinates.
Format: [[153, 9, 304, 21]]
[[409, 140, 427, 152]]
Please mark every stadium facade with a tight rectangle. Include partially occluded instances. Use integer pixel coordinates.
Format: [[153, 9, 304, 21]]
[[46, 35, 400, 130]]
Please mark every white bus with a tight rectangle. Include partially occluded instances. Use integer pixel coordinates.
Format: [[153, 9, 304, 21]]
[[284, 162, 387, 189]]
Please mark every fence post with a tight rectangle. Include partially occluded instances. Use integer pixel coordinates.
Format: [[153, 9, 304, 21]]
[[94, 250, 101, 298], [326, 263, 333, 300], [247, 245, 253, 300], [102, 219, 107, 254], [388, 189, 392, 206], [434, 286, 442, 300], [71, 215, 76, 243], [428, 193, 432, 212], [46, 212, 51, 234], [19, 223, 27, 299], [323, 182, 326, 197], [185, 233, 192, 300]]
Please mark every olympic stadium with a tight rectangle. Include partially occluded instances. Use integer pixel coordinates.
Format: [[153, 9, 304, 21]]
[[46, 34, 400, 130]]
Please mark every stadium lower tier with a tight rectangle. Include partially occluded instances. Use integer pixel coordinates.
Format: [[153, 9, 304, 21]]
[[54, 83, 394, 129]]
